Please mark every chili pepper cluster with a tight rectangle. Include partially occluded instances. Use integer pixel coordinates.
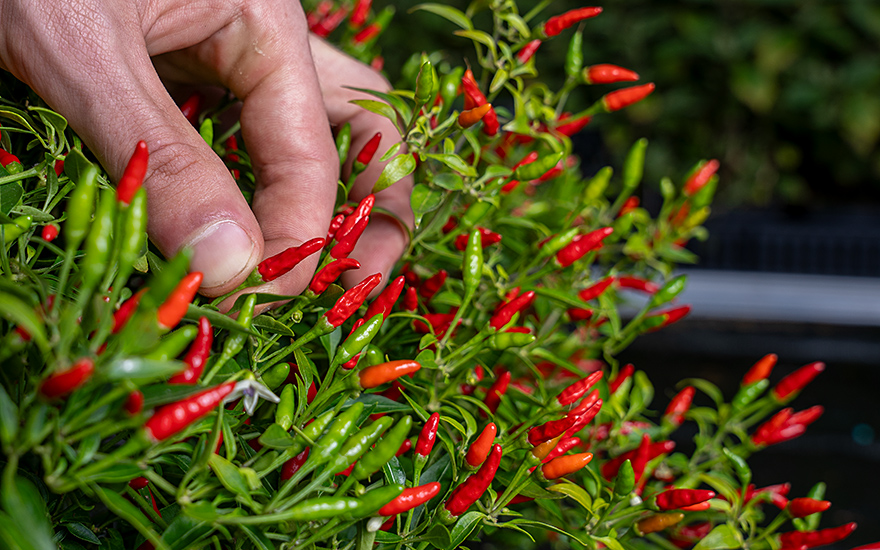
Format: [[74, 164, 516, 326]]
[[0, 0, 869, 549]]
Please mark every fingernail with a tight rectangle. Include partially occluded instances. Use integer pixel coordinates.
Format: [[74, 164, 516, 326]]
[[188, 221, 257, 288]]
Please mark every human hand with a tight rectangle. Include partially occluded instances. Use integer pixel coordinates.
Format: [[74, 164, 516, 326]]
[[0, 0, 413, 296]]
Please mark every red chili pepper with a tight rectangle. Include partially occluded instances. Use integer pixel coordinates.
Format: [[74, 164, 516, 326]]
[[413, 311, 458, 338], [129, 477, 149, 490], [617, 276, 660, 293], [357, 359, 421, 389], [601, 440, 675, 480], [462, 69, 487, 110], [553, 114, 592, 137], [444, 444, 502, 517], [578, 277, 615, 302], [310, 6, 349, 37], [364, 275, 405, 321], [396, 439, 412, 457], [156, 272, 203, 330], [124, 390, 144, 415], [484, 370, 511, 414], [751, 407, 821, 447], [683, 159, 720, 196], [602, 83, 655, 112], [460, 70, 498, 136], [570, 389, 600, 416], [415, 413, 440, 458], [353, 22, 380, 44], [664, 386, 695, 427], [310, 258, 361, 294], [789, 405, 824, 426], [179, 93, 203, 125], [564, 398, 602, 438], [528, 415, 579, 446], [608, 363, 635, 393], [350, 0, 372, 27], [619, 196, 640, 217], [454, 227, 502, 251], [779, 523, 857, 549], [504, 151, 540, 192], [655, 489, 715, 511], [772, 361, 825, 401], [787, 497, 831, 518], [516, 39, 542, 63], [420, 270, 447, 301], [0, 148, 21, 169], [555, 227, 614, 267], [402, 285, 419, 311], [54, 159, 65, 176], [39, 358, 95, 399], [355, 136, 382, 169], [41, 224, 59, 242], [330, 216, 369, 259], [258, 237, 325, 282], [744, 483, 791, 509], [567, 307, 592, 321], [742, 353, 778, 385], [379, 482, 441, 516], [112, 288, 147, 334], [117, 141, 149, 205], [541, 452, 593, 480], [281, 448, 310, 481], [542, 7, 603, 37], [466, 423, 497, 467], [542, 436, 581, 463], [326, 214, 346, 244], [556, 371, 603, 406], [584, 64, 639, 84], [646, 305, 691, 331], [169, 317, 213, 384], [534, 161, 563, 183], [458, 104, 492, 129], [490, 290, 536, 330], [631, 433, 652, 482], [323, 273, 382, 328], [144, 381, 235, 442]]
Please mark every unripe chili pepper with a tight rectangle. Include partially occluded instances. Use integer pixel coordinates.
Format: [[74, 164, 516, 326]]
[[554, 114, 592, 138], [118, 188, 147, 273], [402, 286, 418, 311], [414, 59, 436, 107], [124, 390, 144, 415], [144, 325, 198, 361], [578, 277, 614, 302], [365, 275, 405, 320], [466, 423, 497, 467], [257, 237, 325, 282], [117, 141, 149, 206], [261, 362, 291, 390], [528, 415, 579, 445], [636, 513, 685, 535], [156, 272, 203, 330], [331, 217, 369, 259], [39, 358, 94, 399], [41, 224, 59, 242], [352, 415, 412, 480], [310, 402, 364, 467], [609, 363, 635, 393], [311, 258, 361, 294], [484, 370, 510, 414], [565, 29, 584, 79], [663, 386, 695, 428], [502, 151, 540, 193], [742, 353, 778, 385], [80, 190, 117, 291], [516, 39, 542, 63], [443, 444, 502, 518], [353, 22, 380, 45], [540, 452, 593, 480], [337, 314, 383, 365], [655, 489, 715, 511], [602, 83, 656, 112], [557, 371, 603, 406], [342, 318, 366, 370], [683, 159, 720, 197], [64, 161, 98, 250], [584, 64, 639, 84], [458, 104, 492, 129], [275, 384, 295, 430], [0, 148, 22, 173], [454, 227, 501, 251], [487, 331, 534, 350], [613, 460, 635, 496], [542, 7, 602, 37], [334, 416, 394, 473], [322, 273, 382, 329], [732, 379, 769, 410], [144, 381, 235, 442], [415, 412, 440, 459], [772, 361, 825, 401], [356, 360, 420, 389], [216, 293, 256, 367], [179, 93, 202, 125], [556, 227, 613, 267], [779, 523, 857, 548], [420, 270, 447, 301], [281, 448, 310, 481], [379, 482, 441, 516], [788, 498, 831, 518], [490, 290, 536, 330], [461, 230, 484, 300], [169, 316, 213, 384]]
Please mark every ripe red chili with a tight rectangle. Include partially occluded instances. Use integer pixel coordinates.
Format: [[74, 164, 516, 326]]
[[578, 277, 615, 302], [169, 316, 213, 384], [543, 437, 581, 463], [396, 439, 412, 457], [466, 423, 497, 467], [419, 270, 447, 301], [516, 39, 542, 63], [124, 390, 145, 415], [0, 148, 22, 170], [663, 386, 695, 427], [602, 83, 656, 112], [553, 114, 592, 137], [281, 448, 310, 481], [364, 275, 405, 320], [490, 290, 536, 330], [39, 358, 95, 399], [542, 7, 603, 37], [619, 196, 640, 217], [484, 370, 510, 414], [379, 482, 441, 516], [655, 488, 715, 511], [683, 159, 720, 196], [556, 227, 614, 267], [584, 64, 639, 84], [444, 444, 502, 516], [310, 6, 349, 37], [143, 382, 235, 442], [258, 237, 325, 282], [41, 224, 59, 242], [601, 440, 676, 480], [326, 214, 346, 243], [617, 276, 660, 293], [415, 413, 440, 458], [454, 227, 501, 251], [353, 23, 380, 44], [788, 497, 831, 518], [117, 141, 149, 206], [323, 273, 382, 328], [349, 0, 371, 27], [564, 398, 602, 438], [179, 93, 202, 125], [330, 217, 369, 259], [112, 288, 147, 334], [311, 258, 361, 294], [742, 353, 778, 385], [156, 272, 203, 330], [779, 522, 857, 548], [541, 452, 593, 480], [528, 415, 579, 446], [557, 371, 603, 406], [129, 477, 149, 490], [648, 305, 691, 331], [772, 361, 825, 401], [357, 359, 421, 389], [608, 363, 635, 393]]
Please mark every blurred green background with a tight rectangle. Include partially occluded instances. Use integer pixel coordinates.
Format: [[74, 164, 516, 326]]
[[377, 0, 880, 210]]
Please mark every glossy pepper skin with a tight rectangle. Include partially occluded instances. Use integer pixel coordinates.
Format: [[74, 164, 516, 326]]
[[355, 133, 382, 167], [378, 482, 441, 516], [281, 448, 310, 481], [602, 83, 656, 112], [458, 104, 492, 129], [608, 363, 635, 393], [578, 277, 614, 302], [516, 39, 541, 63], [584, 64, 639, 84], [543, 437, 581, 463], [636, 513, 685, 535], [466, 423, 497, 467], [310, 402, 365, 466], [310, 258, 361, 294], [542, 7, 602, 37], [540, 452, 593, 480], [742, 353, 778, 385], [323, 273, 382, 329], [143, 382, 235, 442], [772, 361, 825, 401], [112, 288, 147, 334], [357, 360, 421, 389], [663, 386, 695, 428], [419, 270, 447, 301], [528, 415, 579, 446], [364, 275, 405, 320], [787, 497, 831, 518], [557, 371, 603, 406], [169, 317, 213, 384], [351, 415, 412, 480], [41, 224, 59, 242], [683, 159, 720, 196], [490, 290, 536, 330], [415, 413, 440, 458], [555, 227, 613, 267], [156, 272, 203, 330], [117, 141, 149, 205], [461, 69, 499, 135], [655, 489, 715, 511], [483, 370, 510, 414], [39, 358, 94, 400], [124, 391, 144, 415], [454, 227, 501, 251], [258, 238, 325, 282], [443, 444, 502, 518], [779, 522, 857, 548]]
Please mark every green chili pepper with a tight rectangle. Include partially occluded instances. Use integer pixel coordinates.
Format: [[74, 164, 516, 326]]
[[350, 484, 405, 517], [414, 58, 436, 107], [144, 324, 198, 361], [731, 379, 769, 411], [290, 409, 337, 455], [565, 29, 584, 79], [331, 416, 394, 472], [487, 332, 535, 350], [284, 496, 363, 520], [253, 450, 279, 473], [1, 215, 32, 242], [622, 138, 648, 192], [81, 190, 117, 292], [649, 275, 687, 308], [514, 151, 564, 182], [199, 118, 213, 145], [460, 201, 493, 230], [439, 67, 465, 117], [462, 230, 483, 299], [275, 384, 295, 431], [723, 448, 751, 489], [64, 161, 98, 251], [262, 362, 291, 390], [613, 459, 635, 496], [336, 122, 352, 165], [221, 293, 258, 361], [351, 415, 411, 480], [335, 314, 384, 365], [583, 166, 612, 204], [538, 228, 580, 258], [309, 402, 364, 467], [118, 188, 148, 271], [364, 345, 385, 367]]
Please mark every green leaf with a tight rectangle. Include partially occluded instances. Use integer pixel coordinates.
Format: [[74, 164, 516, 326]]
[[0, 291, 48, 350], [349, 100, 400, 129], [592, 536, 625, 550], [0, 476, 55, 550], [547, 479, 593, 513], [185, 305, 262, 336], [411, 4, 473, 30], [159, 514, 214, 550], [208, 454, 255, 506], [142, 384, 204, 409], [453, 30, 497, 55], [382, 456, 406, 486], [425, 153, 477, 177], [93, 485, 164, 550], [0, 384, 18, 448], [422, 524, 451, 548], [64, 522, 100, 545], [240, 525, 275, 550], [258, 423, 295, 449], [103, 358, 185, 383], [374, 153, 417, 193], [432, 172, 463, 190], [80, 464, 144, 484], [411, 184, 444, 226], [693, 525, 743, 550], [0, 182, 23, 215], [681, 377, 724, 408], [446, 511, 484, 550], [252, 315, 296, 337], [348, 394, 411, 413]]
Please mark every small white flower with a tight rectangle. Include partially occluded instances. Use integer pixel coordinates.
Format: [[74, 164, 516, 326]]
[[223, 379, 280, 414]]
